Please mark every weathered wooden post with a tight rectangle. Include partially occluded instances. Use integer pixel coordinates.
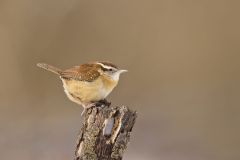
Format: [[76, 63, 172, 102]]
[[74, 101, 137, 160]]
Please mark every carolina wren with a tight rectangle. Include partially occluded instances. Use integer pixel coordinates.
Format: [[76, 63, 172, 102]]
[[37, 61, 127, 114]]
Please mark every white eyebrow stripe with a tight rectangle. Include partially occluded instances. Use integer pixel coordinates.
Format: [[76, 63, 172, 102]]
[[97, 62, 114, 70]]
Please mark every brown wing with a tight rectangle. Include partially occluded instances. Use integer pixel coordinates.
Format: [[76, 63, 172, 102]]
[[60, 63, 100, 82]]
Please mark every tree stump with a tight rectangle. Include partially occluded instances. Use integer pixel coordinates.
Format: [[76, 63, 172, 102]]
[[74, 101, 137, 160]]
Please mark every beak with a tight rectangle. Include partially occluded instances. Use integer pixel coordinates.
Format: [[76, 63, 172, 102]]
[[119, 69, 128, 74]]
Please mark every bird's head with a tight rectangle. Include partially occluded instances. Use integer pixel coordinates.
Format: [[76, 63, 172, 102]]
[[96, 62, 128, 81]]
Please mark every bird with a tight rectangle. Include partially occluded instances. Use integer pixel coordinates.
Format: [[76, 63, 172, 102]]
[[37, 61, 127, 115]]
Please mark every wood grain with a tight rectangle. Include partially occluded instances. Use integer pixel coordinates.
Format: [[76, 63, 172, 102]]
[[74, 101, 137, 160]]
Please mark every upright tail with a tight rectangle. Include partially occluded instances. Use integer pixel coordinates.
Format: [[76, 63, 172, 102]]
[[37, 63, 62, 75]]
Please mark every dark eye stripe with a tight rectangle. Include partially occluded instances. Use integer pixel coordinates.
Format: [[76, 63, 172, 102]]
[[101, 67, 113, 71], [101, 66, 114, 71], [99, 62, 118, 69], [101, 67, 108, 71]]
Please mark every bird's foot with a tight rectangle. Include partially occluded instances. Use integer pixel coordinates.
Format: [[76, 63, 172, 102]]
[[98, 99, 111, 106], [81, 102, 98, 116], [81, 100, 111, 116]]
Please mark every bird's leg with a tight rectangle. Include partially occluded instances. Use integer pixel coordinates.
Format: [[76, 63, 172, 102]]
[[81, 102, 97, 116], [81, 100, 111, 116]]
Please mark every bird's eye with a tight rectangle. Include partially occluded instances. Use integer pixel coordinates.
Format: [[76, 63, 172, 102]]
[[109, 68, 113, 71]]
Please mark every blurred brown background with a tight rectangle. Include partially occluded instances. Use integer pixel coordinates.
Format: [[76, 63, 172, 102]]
[[0, 0, 239, 160]]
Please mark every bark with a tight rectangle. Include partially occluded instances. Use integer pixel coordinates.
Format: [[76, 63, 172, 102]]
[[74, 101, 137, 160]]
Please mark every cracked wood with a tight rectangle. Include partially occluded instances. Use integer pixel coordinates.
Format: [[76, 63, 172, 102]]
[[74, 102, 137, 160]]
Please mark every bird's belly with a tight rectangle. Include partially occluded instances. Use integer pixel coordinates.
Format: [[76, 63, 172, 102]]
[[62, 78, 115, 104]]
